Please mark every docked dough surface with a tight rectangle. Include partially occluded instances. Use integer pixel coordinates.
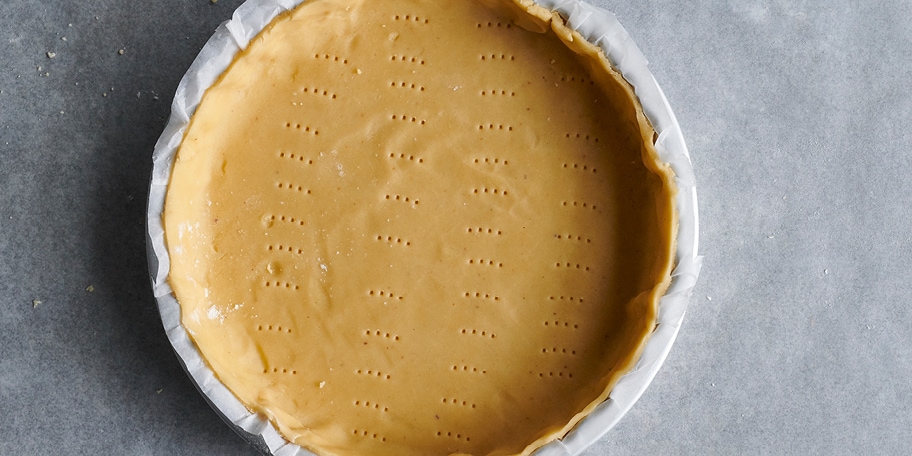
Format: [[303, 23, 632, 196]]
[[164, 0, 676, 455]]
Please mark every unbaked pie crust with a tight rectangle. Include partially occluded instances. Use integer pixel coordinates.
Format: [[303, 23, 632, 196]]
[[164, 0, 677, 455]]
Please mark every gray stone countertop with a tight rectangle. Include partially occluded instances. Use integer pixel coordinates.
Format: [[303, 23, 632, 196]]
[[1, 0, 909, 454]]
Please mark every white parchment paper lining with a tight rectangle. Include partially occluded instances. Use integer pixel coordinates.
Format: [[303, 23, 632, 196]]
[[145, 1, 703, 454]]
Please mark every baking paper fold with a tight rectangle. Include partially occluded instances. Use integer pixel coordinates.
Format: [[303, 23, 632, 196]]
[[146, 1, 703, 454]]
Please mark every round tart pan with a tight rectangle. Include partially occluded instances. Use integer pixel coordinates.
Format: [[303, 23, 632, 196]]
[[146, 1, 702, 454]]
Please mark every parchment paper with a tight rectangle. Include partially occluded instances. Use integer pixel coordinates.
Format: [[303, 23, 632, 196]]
[[145, 1, 702, 454]]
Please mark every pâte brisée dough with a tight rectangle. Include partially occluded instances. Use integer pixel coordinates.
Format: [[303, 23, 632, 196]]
[[164, 0, 676, 455]]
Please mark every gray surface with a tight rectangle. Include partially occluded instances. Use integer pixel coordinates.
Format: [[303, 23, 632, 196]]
[[0, 0, 909, 454]]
